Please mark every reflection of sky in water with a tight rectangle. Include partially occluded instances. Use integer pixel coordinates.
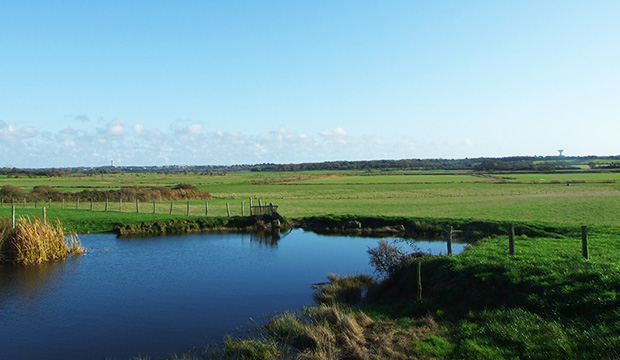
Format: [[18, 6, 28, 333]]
[[0, 230, 466, 360]]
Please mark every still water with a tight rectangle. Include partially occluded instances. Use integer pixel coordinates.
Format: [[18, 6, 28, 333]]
[[0, 229, 466, 360]]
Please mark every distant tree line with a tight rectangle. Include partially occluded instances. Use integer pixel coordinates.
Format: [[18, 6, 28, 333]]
[[0, 184, 212, 203], [2, 155, 619, 175]]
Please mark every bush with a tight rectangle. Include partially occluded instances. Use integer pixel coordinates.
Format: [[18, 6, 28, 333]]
[[368, 239, 409, 276]]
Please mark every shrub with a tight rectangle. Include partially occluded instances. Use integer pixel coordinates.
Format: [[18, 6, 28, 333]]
[[368, 239, 409, 276]]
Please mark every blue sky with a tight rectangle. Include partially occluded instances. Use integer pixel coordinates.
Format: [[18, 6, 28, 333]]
[[1, 1, 619, 168]]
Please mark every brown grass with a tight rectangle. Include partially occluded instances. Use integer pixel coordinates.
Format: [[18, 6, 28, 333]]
[[0, 217, 84, 265]]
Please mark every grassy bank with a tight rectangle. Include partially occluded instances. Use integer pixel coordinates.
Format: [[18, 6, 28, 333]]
[[217, 227, 620, 360]]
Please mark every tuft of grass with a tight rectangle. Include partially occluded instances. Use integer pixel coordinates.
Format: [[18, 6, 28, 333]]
[[313, 274, 376, 306], [222, 336, 283, 360], [0, 217, 84, 265]]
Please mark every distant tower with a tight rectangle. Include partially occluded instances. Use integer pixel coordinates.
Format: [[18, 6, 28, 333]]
[[111, 160, 115, 167], [558, 149, 564, 157]]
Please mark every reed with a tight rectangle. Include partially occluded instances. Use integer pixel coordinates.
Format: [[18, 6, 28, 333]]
[[0, 217, 84, 265]]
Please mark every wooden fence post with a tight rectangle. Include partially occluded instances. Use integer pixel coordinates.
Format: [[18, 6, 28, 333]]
[[186, 201, 190, 216], [250, 198, 253, 215], [49, 199, 52, 209], [12, 205, 15, 229], [43, 207, 46, 224], [119, 198, 122, 212], [90, 199, 93, 211], [445, 225, 453, 256], [226, 203, 230, 217], [417, 261, 422, 301], [105, 198, 109, 212], [153, 200, 156, 214], [76, 198, 79, 209], [205, 202, 209, 216], [136, 199, 140, 213], [581, 225, 589, 260], [23, 198, 26, 208], [1, 198, 3, 208], [35, 201, 37, 209], [62, 198, 65, 209], [169, 201, 173, 215], [242, 200, 245, 216], [509, 223, 515, 255]]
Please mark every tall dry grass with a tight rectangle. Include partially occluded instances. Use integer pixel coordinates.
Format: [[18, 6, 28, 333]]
[[0, 217, 84, 265]]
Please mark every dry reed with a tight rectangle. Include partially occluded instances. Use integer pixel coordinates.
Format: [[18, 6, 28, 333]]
[[0, 216, 84, 265]]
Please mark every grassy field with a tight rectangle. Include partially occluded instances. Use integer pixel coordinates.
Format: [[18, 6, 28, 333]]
[[1, 170, 619, 232], [3, 169, 620, 359]]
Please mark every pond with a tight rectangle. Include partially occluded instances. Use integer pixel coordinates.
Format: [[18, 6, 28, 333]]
[[0, 229, 467, 360]]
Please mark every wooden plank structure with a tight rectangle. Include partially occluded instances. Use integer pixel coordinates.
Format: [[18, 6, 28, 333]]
[[251, 203, 278, 216]]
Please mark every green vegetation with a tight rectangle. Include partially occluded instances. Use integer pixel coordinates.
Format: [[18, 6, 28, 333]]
[[0, 217, 84, 265], [0, 168, 619, 233], [1, 165, 620, 358]]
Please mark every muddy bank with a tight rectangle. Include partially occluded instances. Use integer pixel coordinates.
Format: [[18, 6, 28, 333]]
[[117, 216, 288, 237]]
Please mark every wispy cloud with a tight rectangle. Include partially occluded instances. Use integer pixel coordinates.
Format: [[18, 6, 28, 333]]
[[0, 120, 436, 167]]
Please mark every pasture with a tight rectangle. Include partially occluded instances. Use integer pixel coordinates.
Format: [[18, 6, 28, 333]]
[[1, 170, 619, 232]]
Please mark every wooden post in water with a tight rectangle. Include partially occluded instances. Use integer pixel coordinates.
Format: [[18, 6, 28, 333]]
[[12, 205, 15, 229], [242, 200, 245, 216], [582, 225, 589, 260], [226, 203, 230, 217], [416, 261, 422, 301], [509, 223, 515, 255], [169, 201, 173, 215], [43, 207, 46, 224], [136, 199, 140, 213], [446, 225, 453, 256]]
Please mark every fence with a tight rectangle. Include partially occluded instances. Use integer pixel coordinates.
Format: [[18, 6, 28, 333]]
[[443, 223, 591, 260], [0, 197, 276, 219]]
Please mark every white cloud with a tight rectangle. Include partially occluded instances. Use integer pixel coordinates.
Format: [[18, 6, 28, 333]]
[[107, 120, 125, 136], [188, 124, 203, 135], [134, 124, 145, 135], [0, 122, 38, 143], [319, 127, 347, 138]]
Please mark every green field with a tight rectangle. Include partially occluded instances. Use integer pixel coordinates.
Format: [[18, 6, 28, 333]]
[[1, 170, 619, 232]]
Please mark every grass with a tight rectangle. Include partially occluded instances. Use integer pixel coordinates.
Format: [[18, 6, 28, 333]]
[[0, 216, 84, 265], [3, 169, 620, 358], [1, 170, 620, 233]]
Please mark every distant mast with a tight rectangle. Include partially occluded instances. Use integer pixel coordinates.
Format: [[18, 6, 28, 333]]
[[557, 149, 564, 157], [111, 160, 115, 167]]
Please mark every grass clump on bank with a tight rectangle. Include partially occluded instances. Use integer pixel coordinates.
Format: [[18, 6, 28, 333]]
[[0, 217, 84, 265]]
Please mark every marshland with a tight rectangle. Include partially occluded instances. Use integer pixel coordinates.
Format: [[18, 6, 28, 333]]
[[1, 159, 620, 359]]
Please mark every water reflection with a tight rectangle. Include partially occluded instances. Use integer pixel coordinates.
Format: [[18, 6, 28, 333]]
[[0, 230, 467, 360], [249, 230, 282, 246]]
